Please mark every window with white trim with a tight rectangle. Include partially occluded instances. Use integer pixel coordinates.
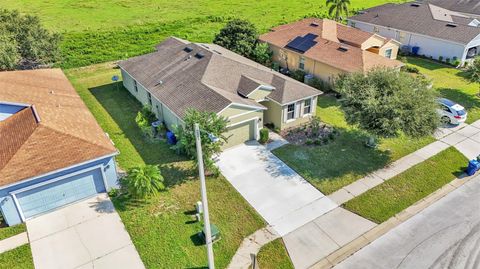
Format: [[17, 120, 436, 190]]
[[385, 48, 393, 59], [373, 26, 379, 34], [134, 80, 138, 92], [304, 99, 312, 114], [299, 57, 305, 70], [287, 104, 295, 120]]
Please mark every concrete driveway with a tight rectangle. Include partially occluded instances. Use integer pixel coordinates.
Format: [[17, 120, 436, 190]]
[[335, 174, 480, 269], [217, 142, 337, 236], [27, 194, 144, 269]]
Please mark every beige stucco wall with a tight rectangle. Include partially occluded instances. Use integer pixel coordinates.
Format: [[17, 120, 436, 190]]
[[263, 96, 318, 130], [379, 40, 400, 60], [270, 44, 345, 84], [361, 35, 386, 50]]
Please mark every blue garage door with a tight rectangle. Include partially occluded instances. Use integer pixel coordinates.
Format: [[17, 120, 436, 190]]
[[16, 169, 106, 219]]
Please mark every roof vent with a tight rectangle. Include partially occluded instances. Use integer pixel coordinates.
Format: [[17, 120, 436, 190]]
[[446, 23, 457, 28], [338, 46, 349, 52], [184, 46, 193, 53], [194, 52, 205, 59], [310, 22, 319, 27], [410, 3, 421, 7]]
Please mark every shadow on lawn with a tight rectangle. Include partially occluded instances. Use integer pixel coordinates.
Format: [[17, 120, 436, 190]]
[[438, 88, 480, 111], [90, 82, 196, 187], [406, 57, 450, 71]]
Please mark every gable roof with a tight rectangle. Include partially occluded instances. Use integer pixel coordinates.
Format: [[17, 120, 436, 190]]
[[349, 2, 480, 45], [259, 18, 403, 73], [119, 38, 321, 118], [0, 69, 117, 187]]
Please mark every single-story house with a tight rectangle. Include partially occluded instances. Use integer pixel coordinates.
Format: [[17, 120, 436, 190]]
[[259, 18, 403, 84], [118, 37, 322, 149], [0, 69, 118, 226], [348, 2, 480, 65]]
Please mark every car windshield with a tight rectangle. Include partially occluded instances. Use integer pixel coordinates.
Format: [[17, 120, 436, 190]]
[[456, 109, 466, 116]]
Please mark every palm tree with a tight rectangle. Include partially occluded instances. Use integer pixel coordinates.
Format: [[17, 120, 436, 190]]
[[326, 0, 351, 22], [124, 165, 164, 199]]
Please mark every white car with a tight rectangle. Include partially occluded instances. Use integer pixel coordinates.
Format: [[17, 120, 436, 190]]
[[437, 98, 467, 125]]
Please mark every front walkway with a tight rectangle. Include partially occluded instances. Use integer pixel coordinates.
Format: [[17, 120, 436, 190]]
[[217, 142, 337, 236], [27, 194, 144, 269]]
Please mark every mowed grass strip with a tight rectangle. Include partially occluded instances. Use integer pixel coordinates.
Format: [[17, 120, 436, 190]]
[[0, 244, 33, 269], [257, 239, 294, 269], [65, 63, 265, 268], [344, 147, 467, 224], [0, 216, 25, 241]]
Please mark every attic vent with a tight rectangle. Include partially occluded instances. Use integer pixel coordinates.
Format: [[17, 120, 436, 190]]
[[194, 52, 205, 59], [338, 46, 349, 52], [310, 22, 319, 27], [410, 3, 421, 7], [184, 46, 193, 53], [446, 23, 457, 28]]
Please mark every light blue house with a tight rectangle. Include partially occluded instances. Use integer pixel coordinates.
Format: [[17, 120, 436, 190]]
[[0, 69, 119, 226]]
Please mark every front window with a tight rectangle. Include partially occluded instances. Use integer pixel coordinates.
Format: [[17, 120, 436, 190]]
[[299, 57, 305, 70], [385, 49, 393, 59], [148, 92, 152, 106], [134, 80, 138, 92], [399, 32, 406, 43], [373, 26, 379, 34], [304, 99, 312, 114], [287, 104, 295, 120]]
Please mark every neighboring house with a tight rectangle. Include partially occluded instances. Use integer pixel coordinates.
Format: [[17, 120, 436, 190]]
[[119, 37, 321, 149], [0, 69, 118, 226], [426, 0, 480, 17], [259, 18, 403, 84], [348, 2, 480, 65]]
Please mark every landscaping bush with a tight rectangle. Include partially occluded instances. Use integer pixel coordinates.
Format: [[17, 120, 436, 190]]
[[135, 105, 157, 139], [307, 76, 332, 92], [122, 165, 165, 199], [291, 69, 307, 82], [259, 128, 269, 144], [439, 56, 444, 62], [401, 65, 420, 74]]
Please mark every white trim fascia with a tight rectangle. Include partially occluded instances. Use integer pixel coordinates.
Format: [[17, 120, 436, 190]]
[[119, 66, 185, 124], [348, 19, 470, 47], [227, 117, 259, 128], [10, 164, 106, 222], [0, 153, 117, 191], [217, 102, 266, 116]]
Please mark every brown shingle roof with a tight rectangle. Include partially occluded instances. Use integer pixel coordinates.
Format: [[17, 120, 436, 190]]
[[259, 18, 403, 73], [119, 38, 321, 115], [427, 0, 480, 16], [349, 3, 480, 44], [0, 69, 117, 187]]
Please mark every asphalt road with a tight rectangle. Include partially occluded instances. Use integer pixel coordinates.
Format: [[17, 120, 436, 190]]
[[335, 175, 480, 269]]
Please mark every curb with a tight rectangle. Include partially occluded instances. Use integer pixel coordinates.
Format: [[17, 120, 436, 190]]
[[310, 173, 476, 269]]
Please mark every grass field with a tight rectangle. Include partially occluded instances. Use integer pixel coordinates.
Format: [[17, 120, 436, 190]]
[[0, 244, 33, 269], [273, 95, 435, 194], [0, 215, 26, 241], [257, 239, 294, 269], [65, 63, 265, 268], [2, 0, 402, 68], [344, 147, 467, 223], [406, 57, 480, 123]]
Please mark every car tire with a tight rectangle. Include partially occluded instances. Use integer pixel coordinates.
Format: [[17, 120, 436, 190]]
[[441, 116, 451, 125]]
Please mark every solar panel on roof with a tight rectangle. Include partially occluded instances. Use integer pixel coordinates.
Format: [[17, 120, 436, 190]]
[[285, 33, 318, 53]]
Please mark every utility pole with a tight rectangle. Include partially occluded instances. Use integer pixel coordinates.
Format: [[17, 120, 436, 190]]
[[194, 123, 215, 269]]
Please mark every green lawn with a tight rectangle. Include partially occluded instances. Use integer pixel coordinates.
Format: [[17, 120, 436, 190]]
[[0, 215, 26, 241], [65, 63, 265, 268], [273, 95, 435, 194], [257, 239, 294, 269], [3, 0, 402, 68], [344, 147, 467, 223], [0, 244, 33, 269], [406, 57, 480, 123]]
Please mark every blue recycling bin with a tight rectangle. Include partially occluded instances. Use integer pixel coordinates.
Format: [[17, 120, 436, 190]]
[[466, 160, 480, 176], [166, 131, 177, 145], [412, 46, 420, 55]]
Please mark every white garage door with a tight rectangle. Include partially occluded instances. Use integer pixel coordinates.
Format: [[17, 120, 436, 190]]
[[16, 168, 106, 219]]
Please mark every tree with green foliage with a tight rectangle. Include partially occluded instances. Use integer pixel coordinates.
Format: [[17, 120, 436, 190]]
[[251, 43, 273, 66], [123, 165, 164, 199], [466, 57, 480, 96], [0, 9, 61, 70], [335, 68, 439, 138], [173, 109, 228, 174], [213, 19, 258, 58], [326, 0, 351, 21]]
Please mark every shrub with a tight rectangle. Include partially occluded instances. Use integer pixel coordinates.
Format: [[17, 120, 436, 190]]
[[140, 125, 155, 140], [135, 105, 156, 128], [446, 58, 450, 64], [305, 138, 314, 145], [259, 128, 269, 144], [314, 139, 323, 145], [401, 65, 420, 74], [251, 43, 272, 66], [307, 76, 331, 91], [439, 56, 444, 62], [291, 69, 307, 82], [123, 165, 165, 199], [452, 60, 461, 67]]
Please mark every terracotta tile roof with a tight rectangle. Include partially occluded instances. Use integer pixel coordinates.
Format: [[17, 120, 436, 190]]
[[0, 69, 117, 187], [118, 38, 321, 114], [259, 18, 403, 73]]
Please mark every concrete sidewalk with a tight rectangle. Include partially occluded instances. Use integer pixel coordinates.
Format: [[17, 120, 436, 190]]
[[0, 232, 28, 254]]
